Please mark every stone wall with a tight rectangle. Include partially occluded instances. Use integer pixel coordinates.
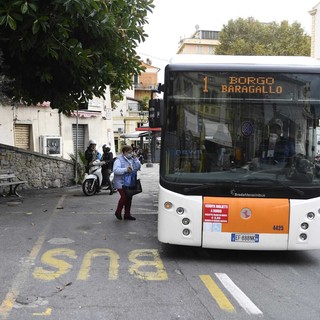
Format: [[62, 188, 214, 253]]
[[0, 144, 75, 189]]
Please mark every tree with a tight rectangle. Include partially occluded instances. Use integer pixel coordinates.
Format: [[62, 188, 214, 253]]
[[140, 95, 149, 111], [216, 17, 311, 56], [0, 49, 12, 104], [0, 0, 154, 112]]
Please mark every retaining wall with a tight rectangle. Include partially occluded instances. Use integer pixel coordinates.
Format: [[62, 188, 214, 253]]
[[0, 144, 75, 189]]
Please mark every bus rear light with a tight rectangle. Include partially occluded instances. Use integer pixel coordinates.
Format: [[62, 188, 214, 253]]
[[307, 212, 315, 220], [164, 202, 172, 209], [299, 233, 307, 241], [176, 207, 184, 215], [301, 222, 309, 230], [182, 218, 190, 225], [182, 229, 190, 236]]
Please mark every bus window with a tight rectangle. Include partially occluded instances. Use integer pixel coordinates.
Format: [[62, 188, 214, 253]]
[[161, 69, 319, 191]]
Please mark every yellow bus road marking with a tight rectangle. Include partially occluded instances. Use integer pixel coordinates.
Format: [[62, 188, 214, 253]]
[[32, 248, 167, 282], [128, 249, 168, 281], [215, 273, 263, 316], [200, 275, 235, 313], [33, 308, 52, 316], [33, 248, 77, 281], [0, 196, 65, 320], [77, 248, 119, 281]]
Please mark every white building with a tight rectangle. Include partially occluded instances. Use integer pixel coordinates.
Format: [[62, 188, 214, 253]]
[[0, 87, 115, 159], [112, 88, 149, 153]]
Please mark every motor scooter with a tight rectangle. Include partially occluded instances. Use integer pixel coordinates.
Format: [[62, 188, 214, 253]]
[[82, 160, 106, 196]]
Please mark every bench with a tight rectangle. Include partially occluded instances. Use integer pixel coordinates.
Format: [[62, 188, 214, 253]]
[[0, 172, 27, 197]]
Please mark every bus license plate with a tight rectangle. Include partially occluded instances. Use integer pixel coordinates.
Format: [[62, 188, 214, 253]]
[[231, 233, 260, 243]]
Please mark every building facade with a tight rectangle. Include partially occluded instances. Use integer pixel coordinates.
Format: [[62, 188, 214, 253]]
[[177, 28, 220, 55], [0, 87, 115, 159], [112, 93, 147, 153], [133, 59, 160, 101], [112, 59, 160, 156]]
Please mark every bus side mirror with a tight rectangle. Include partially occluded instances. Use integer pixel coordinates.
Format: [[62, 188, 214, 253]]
[[149, 99, 163, 128]]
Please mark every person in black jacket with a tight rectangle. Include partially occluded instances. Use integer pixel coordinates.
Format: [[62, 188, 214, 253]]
[[101, 145, 115, 195]]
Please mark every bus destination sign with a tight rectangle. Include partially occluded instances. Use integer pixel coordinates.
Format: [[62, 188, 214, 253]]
[[203, 76, 283, 94]]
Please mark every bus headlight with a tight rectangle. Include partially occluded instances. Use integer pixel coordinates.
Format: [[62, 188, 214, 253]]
[[307, 212, 315, 220], [182, 218, 190, 225], [299, 233, 307, 241], [176, 207, 184, 215], [182, 229, 190, 236], [164, 202, 172, 209], [301, 222, 309, 230]]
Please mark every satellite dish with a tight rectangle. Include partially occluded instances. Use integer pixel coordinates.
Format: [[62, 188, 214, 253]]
[[195, 24, 199, 31]]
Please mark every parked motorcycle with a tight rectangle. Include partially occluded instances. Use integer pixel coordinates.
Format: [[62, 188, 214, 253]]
[[82, 160, 106, 196]]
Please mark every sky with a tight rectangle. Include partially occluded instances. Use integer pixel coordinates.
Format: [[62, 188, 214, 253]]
[[137, 0, 318, 82]]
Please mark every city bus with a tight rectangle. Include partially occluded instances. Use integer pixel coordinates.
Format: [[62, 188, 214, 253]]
[[150, 55, 320, 250]]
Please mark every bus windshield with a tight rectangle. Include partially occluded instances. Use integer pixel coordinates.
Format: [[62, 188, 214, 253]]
[[161, 70, 320, 199]]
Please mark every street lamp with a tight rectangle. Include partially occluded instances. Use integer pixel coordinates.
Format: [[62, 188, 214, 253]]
[[139, 111, 153, 167]]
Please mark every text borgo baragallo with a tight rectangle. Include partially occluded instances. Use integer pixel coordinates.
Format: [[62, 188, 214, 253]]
[[221, 76, 282, 94]]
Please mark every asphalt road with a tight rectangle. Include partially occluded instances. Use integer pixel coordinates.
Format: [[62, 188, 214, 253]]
[[1, 163, 320, 320]]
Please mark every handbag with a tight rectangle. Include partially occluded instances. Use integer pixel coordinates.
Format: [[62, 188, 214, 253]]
[[123, 179, 142, 197], [123, 171, 137, 188]]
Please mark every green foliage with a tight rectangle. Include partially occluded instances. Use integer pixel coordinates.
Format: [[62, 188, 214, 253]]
[[0, 0, 154, 113], [216, 17, 311, 56], [0, 49, 12, 104], [140, 95, 149, 111]]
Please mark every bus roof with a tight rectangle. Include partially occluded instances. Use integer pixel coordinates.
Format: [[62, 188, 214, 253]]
[[168, 55, 320, 67]]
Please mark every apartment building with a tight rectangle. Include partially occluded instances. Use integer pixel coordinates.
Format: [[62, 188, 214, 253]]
[[112, 59, 161, 161], [177, 28, 220, 55], [0, 88, 115, 159]]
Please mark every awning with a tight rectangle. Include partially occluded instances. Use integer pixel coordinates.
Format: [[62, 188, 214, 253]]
[[136, 127, 161, 132], [69, 110, 100, 118], [120, 131, 148, 139]]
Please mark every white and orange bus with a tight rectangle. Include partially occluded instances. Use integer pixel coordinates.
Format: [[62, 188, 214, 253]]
[[150, 55, 320, 250]]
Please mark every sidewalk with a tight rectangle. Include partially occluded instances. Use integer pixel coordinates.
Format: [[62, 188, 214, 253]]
[[0, 163, 162, 320], [0, 163, 160, 216]]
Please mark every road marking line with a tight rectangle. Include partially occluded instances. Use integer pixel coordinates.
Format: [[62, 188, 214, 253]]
[[33, 307, 52, 316], [200, 275, 235, 312], [77, 248, 119, 280], [128, 249, 168, 281], [215, 273, 263, 316], [0, 195, 65, 319]]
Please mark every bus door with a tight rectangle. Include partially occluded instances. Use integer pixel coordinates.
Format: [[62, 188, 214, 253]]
[[202, 197, 290, 250]]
